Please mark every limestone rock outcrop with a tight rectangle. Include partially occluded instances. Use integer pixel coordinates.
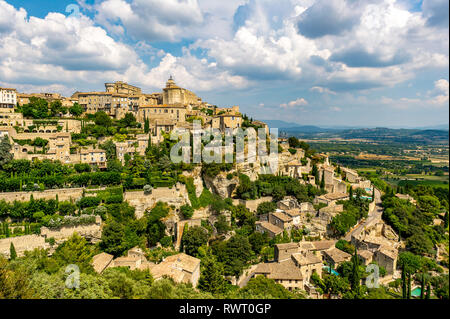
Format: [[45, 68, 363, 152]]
[[203, 172, 239, 198]]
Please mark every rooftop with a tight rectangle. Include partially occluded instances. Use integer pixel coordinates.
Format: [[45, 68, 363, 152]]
[[322, 247, 352, 264], [254, 259, 304, 280], [284, 209, 301, 217], [311, 240, 337, 251], [92, 252, 114, 273], [256, 221, 283, 235], [271, 211, 293, 222], [322, 193, 349, 201], [292, 252, 322, 266]]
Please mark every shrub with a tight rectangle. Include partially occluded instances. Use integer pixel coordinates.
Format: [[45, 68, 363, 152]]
[[105, 195, 123, 204], [256, 201, 277, 216], [160, 236, 173, 248], [180, 204, 194, 219], [143, 184, 153, 195], [78, 196, 101, 209]]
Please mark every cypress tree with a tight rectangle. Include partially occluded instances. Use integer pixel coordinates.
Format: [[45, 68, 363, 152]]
[[420, 274, 425, 299], [5, 223, 10, 238], [320, 173, 325, 190], [10, 242, 17, 260], [144, 117, 150, 134], [425, 283, 431, 299], [351, 247, 360, 295], [444, 211, 449, 229], [401, 265, 407, 299]]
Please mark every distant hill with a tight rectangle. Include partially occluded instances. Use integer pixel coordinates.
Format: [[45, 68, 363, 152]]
[[259, 120, 331, 133], [260, 120, 304, 129], [413, 124, 449, 131], [281, 127, 449, 145]]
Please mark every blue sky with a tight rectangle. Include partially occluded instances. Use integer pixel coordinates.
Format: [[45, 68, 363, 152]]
[[0, 0, 448, 128]]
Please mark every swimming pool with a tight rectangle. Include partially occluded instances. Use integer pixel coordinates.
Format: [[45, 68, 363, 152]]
[[323, 266, 340, 276], [411, 287, 422, 297]]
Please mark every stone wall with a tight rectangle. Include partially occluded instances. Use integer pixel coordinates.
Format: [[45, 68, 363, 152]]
[[40, 216, 102, 244], [124, 183, 189, 219], [0, 218, 102, 258], [232, 196, 273, 212], [0, 235, 49, 258], [0, 188, 85, 203]]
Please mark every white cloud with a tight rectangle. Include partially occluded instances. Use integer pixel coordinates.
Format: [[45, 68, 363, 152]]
[[0, 0, 250, 96], [310, 86, 336, 94], [431, 79, 449, 105], [280, 98, 308, 108], [379, 79, 449, 109], [94, 0, 205, 42]]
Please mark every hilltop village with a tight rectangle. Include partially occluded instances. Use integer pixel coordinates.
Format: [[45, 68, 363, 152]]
[[0, 80, 448, 299]]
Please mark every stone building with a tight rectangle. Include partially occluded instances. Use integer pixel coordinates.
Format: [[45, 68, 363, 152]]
[[0, 87, 17, 109], [314, 193, 349, 206], [251, 242, 323, 291], [321, 247, 352, 268], [252, 259, 305, 291], [115, 135, 148, 164], [80, 149, 107, 169], [105, 81, 142, 95], [147, 253, 201, 287], [162, 76, 202, 106], [255, 221, 284, 238], [138, 104, 187, 123], [269, 211, 294, 232], [16, 92, 61, 106]]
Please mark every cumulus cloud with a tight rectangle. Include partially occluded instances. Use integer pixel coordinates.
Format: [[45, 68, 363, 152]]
[[0, 0, 448, 126], [280, 98, 308, 108], [296, 0, 363, 38], [0, 0, 248, 95], [329, 47, 410, 68], [94, 0, 204, 42], [431, 79, 449, 105], [310, 86, 336, 94]]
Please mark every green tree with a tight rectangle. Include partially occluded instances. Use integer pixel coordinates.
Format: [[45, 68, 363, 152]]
[[95, 111, 112, 127], [50, 100, 63, 116], [238, 275, 300, 299], [52, 233, 95, 273], [180, 204, 194, 219], [69, 103, 84, 117], [198, 256, 227, 295], [214, 235, 253, 277], [350, 247, 360, 296], [0, 256, 36, 298], [144, 117, 150, 133], [100, 220, 128, 257], [0, 135, 13, 167], [256, 201, 277, 215], [182, 226, 209, 257], [9, 242, 17, 260], [320, 173, 325, 190]]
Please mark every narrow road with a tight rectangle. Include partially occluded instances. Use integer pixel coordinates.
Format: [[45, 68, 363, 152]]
[[344, 188, 383, 241]]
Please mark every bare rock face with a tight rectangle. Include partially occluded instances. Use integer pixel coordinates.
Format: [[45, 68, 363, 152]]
[[203, 172, 239, 198], [182, 167, 203, 197]]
